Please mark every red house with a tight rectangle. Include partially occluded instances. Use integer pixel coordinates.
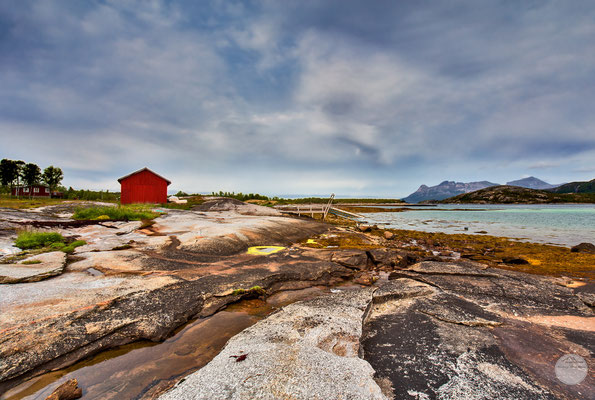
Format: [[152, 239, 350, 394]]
[[118, 167, 171, 204], [12, 185, 51, 197]]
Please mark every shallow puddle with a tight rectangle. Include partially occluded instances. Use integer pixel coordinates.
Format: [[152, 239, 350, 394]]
[[1, 287, 329, 400]]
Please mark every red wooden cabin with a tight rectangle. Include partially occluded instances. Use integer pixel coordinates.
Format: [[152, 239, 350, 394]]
[[12, 185, 51, 197], [118, 167, 171, 204]]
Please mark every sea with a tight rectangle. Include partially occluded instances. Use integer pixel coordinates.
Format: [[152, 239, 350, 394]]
[[361, 204, 595, 247]]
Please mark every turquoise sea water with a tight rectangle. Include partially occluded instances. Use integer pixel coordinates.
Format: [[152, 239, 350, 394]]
[[363, 204, 595, 247]]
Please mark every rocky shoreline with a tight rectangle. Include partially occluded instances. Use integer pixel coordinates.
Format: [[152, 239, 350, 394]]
[[160, 260, 593, 399], [0, 202, 593, 399]]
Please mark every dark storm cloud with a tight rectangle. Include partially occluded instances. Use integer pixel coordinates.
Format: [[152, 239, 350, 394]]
[[1, 0, 594, 195]]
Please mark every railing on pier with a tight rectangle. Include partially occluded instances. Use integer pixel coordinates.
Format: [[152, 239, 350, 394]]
[[275, 194, 364, 221]]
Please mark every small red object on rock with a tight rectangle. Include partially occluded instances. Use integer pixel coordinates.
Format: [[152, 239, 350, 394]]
[[230, 354, 248, 362]]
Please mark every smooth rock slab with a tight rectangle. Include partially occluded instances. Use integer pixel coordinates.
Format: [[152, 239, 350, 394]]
[[0, 252, 66, 284], [160, 288, 388, 400], [362, 262, 594, 399]]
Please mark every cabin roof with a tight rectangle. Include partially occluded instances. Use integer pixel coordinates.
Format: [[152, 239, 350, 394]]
[[117, 167, 171, 185]]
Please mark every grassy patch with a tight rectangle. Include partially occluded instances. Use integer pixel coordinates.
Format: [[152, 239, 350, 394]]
[[62, 240, 87, 253], [302, 231, 382, 250], [21, 259, 42, 265], [307, 212, 358, 227], [0, 196, 72, 210], [73, 205, 158, 221], [15, 231, 64, 249], [13, 231, 86, 254], [161, 196, 205, 210], [231, 286, 266, 298]]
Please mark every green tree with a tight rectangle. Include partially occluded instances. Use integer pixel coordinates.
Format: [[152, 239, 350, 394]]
[[21, 163, 41, 198], [0, 159, 20, 195], [14, 160, 25, 197], [42, 166, 64, 193]]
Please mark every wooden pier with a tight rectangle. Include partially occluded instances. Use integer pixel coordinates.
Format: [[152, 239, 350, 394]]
[[274, 194, 364, 220]]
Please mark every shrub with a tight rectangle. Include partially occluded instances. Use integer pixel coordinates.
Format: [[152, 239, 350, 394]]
[[73, 206, 158, 221], [15, 231, 64, 250], [62, 240, 86, 254]]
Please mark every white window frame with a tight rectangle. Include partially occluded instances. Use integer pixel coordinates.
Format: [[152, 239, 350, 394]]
[[34, 187, 40, 193], [24, 188, 30, 193], [45, 187, 50, 193]]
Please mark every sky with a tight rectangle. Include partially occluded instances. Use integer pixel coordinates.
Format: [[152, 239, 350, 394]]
[[1, 0, 594, 197]]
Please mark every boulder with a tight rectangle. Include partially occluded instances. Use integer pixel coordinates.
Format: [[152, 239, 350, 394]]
[[570, 242, 595, 254], [331, 250, 370, 270], [368, 249, 420, 270], [353, 272, 377, 286], [383, 231, 394, 240], [357, 224, 372, 232], [45, 379, 82, 400]]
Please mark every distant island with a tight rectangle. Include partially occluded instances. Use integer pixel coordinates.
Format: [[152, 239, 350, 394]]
[[437, 182, 595, 204], [403, 180, 499, 203], [549, 179, 595, 194], [403, 176, 595, 203], [505, 176, 558, 189]]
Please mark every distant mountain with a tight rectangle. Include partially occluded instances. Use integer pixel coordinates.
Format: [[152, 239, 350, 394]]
[[439, 185, 595, 204], [403, 180, 499, 203], [549, 178, 595, 194], [506, 176, 557, 190]]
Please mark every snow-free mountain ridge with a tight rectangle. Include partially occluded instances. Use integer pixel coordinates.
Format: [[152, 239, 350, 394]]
[[403, 180, 499, 203]]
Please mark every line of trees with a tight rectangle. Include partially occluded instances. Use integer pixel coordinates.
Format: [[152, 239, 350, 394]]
[[0, 159, 64, 198], [211, 191, 275, 201], [61, 187, 119, 201]]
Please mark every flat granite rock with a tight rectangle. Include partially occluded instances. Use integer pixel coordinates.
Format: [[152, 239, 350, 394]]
[[0, 252, 67, 284], [160, 288, 389, 400], [0, 208, 351, 392], [157, 260, 593, 400], [362, 261, 594, 400]]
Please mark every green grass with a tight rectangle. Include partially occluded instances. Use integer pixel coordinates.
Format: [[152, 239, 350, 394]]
[[160, 195, 205, 210], [15, 231, 64, 249], [0, 195, 73, 209], [13, 231, 86, 253], [231, 286, 266, 297], [62, 240, 87, 253], [73, 205, 159, 221], [21, 259, 42, 265]]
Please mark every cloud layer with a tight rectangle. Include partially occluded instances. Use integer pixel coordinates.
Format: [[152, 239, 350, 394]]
[[1, 0, 594, 196]]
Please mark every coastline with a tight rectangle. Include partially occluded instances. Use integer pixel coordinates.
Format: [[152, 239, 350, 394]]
[[357, 203, 595, 247], [0, 201, 593, 399]]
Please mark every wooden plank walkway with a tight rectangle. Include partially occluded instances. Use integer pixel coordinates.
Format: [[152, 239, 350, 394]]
[[274, 195, 364, 220]]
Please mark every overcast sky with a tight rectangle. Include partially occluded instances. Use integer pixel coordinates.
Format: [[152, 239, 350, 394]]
[[1, 1, 594, 197]]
